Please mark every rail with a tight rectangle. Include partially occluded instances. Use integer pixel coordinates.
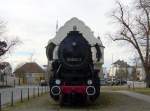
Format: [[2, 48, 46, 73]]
[[0, 86, 49, 111]]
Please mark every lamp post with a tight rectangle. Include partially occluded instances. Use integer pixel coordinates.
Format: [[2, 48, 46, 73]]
[[125, 62, 128, 81]]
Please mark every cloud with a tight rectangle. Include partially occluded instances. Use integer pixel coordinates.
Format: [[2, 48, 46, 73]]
[[0, 0, 134, 69]]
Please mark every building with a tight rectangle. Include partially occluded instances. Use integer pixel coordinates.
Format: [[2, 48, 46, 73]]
[[46, 17, 104, 80], [0, 62, 14, 86], [103, 67, 109, 79], [14, 62, 45, 85], [109, 60, 131, 80], [132, 64, 145, 81]]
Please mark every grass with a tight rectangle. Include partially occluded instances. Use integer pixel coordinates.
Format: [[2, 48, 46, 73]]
[[88, 92, 113, 109], [0, 92, 120, 111], [48, 92, 114, 111], [101, 86, 150, 96], [2, 93, 49, 111], [60, 92, 150, 111], [130, 88, 150, 95], [2, 91, 150, 111], [59, 92, 113, 110], [101, 86, 129, 91]]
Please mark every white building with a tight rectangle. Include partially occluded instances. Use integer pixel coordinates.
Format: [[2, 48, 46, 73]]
[[109, 60, 131, 80], [135, 65, 145, 80], [46, 17, 104, 79], [47, 17, 104, 63], [109, 60, 146, 81], [102, 67, 109, 79]]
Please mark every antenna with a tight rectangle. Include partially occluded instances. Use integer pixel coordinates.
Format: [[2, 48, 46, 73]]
[[112, 53, 114, 64], [97, 33, 100, 40], [111, 53, 114, 80], [29, 53, 34, 62], [56, 19, 58, 33]]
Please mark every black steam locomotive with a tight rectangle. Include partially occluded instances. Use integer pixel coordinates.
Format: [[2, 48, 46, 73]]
[[46, 23, 102, 104]]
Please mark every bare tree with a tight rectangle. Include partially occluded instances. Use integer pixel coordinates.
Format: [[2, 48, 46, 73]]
[[116, 68, 128, 81], [0, 38, 21, 57], [110, 0, 150, 88], [0, 19, 21, 86], [0, 20, 21, 58], [131, 57, 140, 81]]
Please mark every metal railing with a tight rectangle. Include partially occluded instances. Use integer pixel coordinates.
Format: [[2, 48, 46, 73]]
[[0, 86, 49, 111]]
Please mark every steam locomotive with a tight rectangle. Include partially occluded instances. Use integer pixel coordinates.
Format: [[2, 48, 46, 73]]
[[46, 18, 104, 104]]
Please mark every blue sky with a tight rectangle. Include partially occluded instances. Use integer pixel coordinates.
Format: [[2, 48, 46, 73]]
[[0, 0, 134, 70]]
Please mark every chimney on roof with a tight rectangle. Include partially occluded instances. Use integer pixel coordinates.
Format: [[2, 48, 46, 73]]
[[97, 36, 100, 40]]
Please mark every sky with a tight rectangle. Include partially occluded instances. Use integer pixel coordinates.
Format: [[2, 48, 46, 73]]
[[0, 0, 135, 70]]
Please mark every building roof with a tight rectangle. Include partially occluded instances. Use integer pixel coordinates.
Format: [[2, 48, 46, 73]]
[[14, 62, 45, 73], [48, 17, 104, 46], [113, 60, 130, 67]]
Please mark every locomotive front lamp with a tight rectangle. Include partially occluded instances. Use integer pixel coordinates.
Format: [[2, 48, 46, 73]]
[[72, 42, 77, 47], [87, 80, 92, 85], [55, 79, 61, 85]]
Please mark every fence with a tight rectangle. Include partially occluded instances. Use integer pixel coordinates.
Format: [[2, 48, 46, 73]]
[[127, 81, 146, 88], [0, 86, 49, 110]]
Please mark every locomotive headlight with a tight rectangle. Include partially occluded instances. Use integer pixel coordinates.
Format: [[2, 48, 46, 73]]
[[55, 79, 61, 85], [87, 80, 92, 85]]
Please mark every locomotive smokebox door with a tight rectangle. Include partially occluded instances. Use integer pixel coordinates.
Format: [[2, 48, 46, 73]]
[[58, 30, 92, 70]]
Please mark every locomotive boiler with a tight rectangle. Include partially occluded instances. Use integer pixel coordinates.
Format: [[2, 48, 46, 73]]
[[46, 18, 104, 104]]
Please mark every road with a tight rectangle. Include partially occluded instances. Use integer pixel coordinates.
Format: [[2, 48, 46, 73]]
[[117, 90, 150, 103]]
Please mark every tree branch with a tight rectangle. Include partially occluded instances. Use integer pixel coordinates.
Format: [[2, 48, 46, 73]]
[[112, 1, 145, 65], [139, 0, 150, 66]]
